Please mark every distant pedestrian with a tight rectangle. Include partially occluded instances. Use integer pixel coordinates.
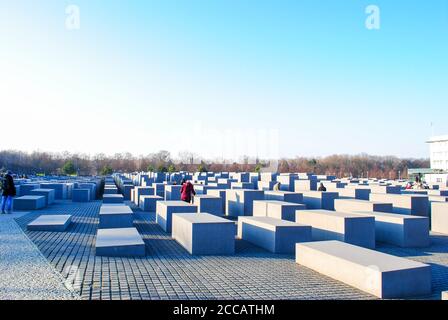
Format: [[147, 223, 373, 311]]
[[317, 183, 327, 192], [180, 180, 196, 203], [1, 170, 16, 214], [273, 182, 281, 191]]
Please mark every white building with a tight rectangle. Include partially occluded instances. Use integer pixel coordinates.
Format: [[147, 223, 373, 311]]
[[425, 135, 448, 186], [427, 135, 448, 171]]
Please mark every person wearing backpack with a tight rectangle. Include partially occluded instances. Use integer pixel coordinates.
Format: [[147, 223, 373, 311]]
[[1, 170, 16, 214], [180, 179, 196, 203]]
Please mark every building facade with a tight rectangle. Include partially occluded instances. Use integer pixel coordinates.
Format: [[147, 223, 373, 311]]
[[427, 135, 448, 171], [424, 135, 448, 186]]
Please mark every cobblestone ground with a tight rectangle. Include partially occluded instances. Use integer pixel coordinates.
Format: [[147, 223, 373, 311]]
[[0, 212, 78, 300], [12, 200, 448, 300]]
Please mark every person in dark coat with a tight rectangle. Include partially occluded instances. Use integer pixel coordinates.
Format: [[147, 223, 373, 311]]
[[317, 182, 327, 192], [1, 170, 16, 214], [180, 180, 196, 203]]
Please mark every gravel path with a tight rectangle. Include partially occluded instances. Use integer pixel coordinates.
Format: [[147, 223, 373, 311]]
[[0, 212, 79, 300]]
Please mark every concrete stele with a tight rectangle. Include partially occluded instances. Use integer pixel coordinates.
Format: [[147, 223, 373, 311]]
[[295, 240, 431, 299], [172, 213, 235, 255], [27, 215, 72, 232], [295, 209, 376, 249]]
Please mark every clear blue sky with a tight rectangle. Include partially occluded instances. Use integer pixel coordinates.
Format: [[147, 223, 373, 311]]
[[1, 0, 447, 160]]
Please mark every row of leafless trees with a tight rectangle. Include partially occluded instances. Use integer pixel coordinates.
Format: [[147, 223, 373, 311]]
[[276, 154, 429, 179], [0, 149, 429, 178]]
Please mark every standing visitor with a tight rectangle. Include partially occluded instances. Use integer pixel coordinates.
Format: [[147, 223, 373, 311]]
[[273, 182, 281, 191], [318, 183, 327, 192], [1, 170, 16, 214], [180, 180, 196, 203]]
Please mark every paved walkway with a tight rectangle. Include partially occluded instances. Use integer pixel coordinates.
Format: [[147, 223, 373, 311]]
[[5, 200, 448, 300], [0, 212, 78, 300]]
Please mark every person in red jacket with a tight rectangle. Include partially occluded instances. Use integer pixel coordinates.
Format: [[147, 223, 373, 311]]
[[180, 179, 196, 203]]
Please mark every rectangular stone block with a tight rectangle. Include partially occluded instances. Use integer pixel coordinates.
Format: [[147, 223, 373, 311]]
[[95, 228, 145, 257], [217, 178, 237, 188], [103, 194, 124, 204], [295, 240, 431, 299], [302, 191, 339, 211], [249, 173, 259, 189], [99, 205, 133, 228], [276, 174, 298, 191], [72, 189, 90, 202], [78, 183, 96, 200], [13, 196, 46, 211], [152, 183, 165, 198], [20, 184, 41, 196], [257, 181, 277, 191], [253, 200, 306, 222], [233, 172, 249, 183], [29, 188, 55, 206], [401, 190, 428, 195], [165, 185, 182, 201], [334, 199, 393, 213], [351, 211, 430, 247], [428, 195, 448, 203], [369, 193, 429, 217], [294, 179, 317, 192], [231, 182, 255, 190], [207, 182, 229, 189], [431, 202, 448, 234], [207, 189, 226, 214], [320, 180, 346, 190], [295, 209, 376, 249], [428, 189, 448, 197], [260, 172, 278, 182], [156, 201, 198, 233], [195, 184, 218, 195], [121, 184, 134, 201], [226, 189, 265, 217], [192, 195, 223, 216], [333, 187, 371, 200], [172, 213, 235, 255], [133, 187, 155, 206], [238, 216, 311, 254], [39, 183, 67, 200], [15, 185, 21, 197], [369, 185, 401, 194], [139, 195, 163, 212], [104, 186, 118, 194], [27, 215, 72, 231], [264, 191, 303, 204]]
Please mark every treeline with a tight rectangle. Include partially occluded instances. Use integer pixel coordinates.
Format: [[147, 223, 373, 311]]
[[0, 150, 429, 179], [277, 154, 429, 179]]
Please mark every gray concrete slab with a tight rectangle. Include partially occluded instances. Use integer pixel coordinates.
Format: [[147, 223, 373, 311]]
[[296, 209, 376, 249], [296, 240, 431, 299], [172, 213, 235, 255], [95, 227, 145, 257], [27, 215, 72, 232], [238, 216, 311, 254], [13, 196, 46, 211]]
